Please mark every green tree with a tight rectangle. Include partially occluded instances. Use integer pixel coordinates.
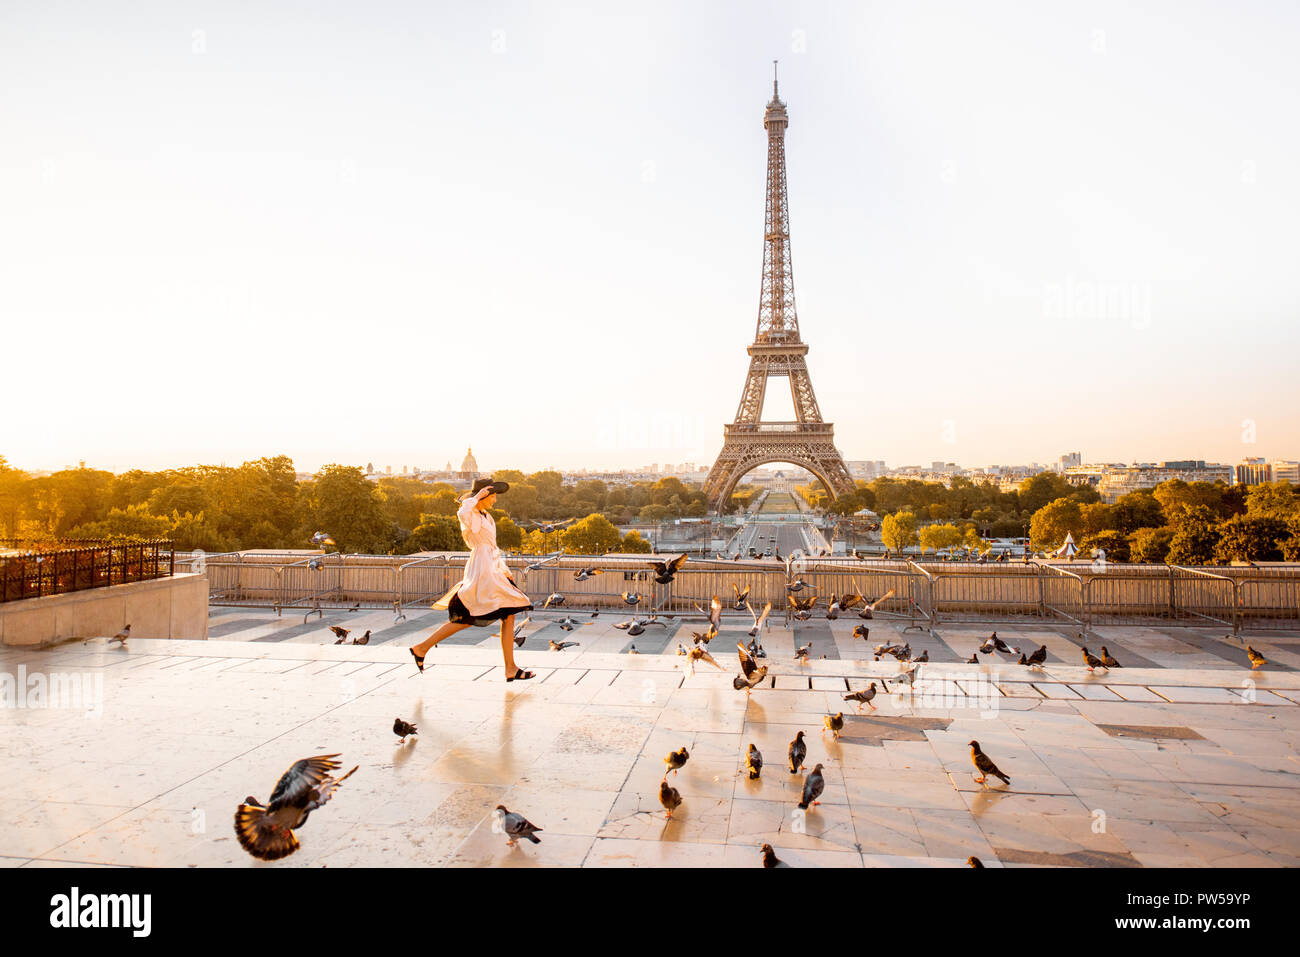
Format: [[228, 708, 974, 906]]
[[494, 514, 524, 550], [615, 530, 653, 553], [1245, 481, 1298, 521], [881, 511, 919, 553], [305, 464, 394, 553], [1129, 526, 1174, 563], [918, 522, 963, 554], [639, 503, 670, 524], [1029, 498, 1083, 552], [1213, 515, 1287, 563], [404, 515, 465, 552], [0, 456, 29, 538], [561, 514, 622, 555], [1111, 490, 1165, 535], [1165, 505, 1220, 565], [1018, 473, 1074, 514], [66, 503, 171, 540], [1080, 529, 1131, 563]]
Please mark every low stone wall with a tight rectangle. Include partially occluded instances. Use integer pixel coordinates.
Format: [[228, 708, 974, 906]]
[[0, 573, 209, 647]]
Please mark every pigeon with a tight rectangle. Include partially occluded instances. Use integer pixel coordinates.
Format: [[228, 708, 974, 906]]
[[234, 755, 358, 861], [888, 643, 913, 662], [734, 643, 768, 693], [969, 740, 1010, 787], [525, 518, 575, 535], [1017, 654, 1028, 666], [308, 557, 324, 571], [495, 805, 542, 846], [393, 718, 417, 743], [968, 856, 984, 868], [1081, 646, 1104, 671], [913, 649, 929, 663], [853, 624, 871, 641], [1099, 646, 1121, 668], [1025, 645, 1047, 668], [659, 779, 682, 819], [823, 712, 844, 740], [525, 551, 562, 570], [844, 683, 878, 712], [788, 731, 807, 774], [621, 591, 643, 607], [553, 615, 587, 631], [652, 553, 688, 584], [798, 763, 825, 809], [352, 630, 370, 645], [761, 844, 790, 868], [794, 641, 812, 663], [573, 567, 604, 582], [732, 583, 751, 609], [966, 651, 980, 664], [892, 665, 919, 693], [627, 645, 639, 655], [329, 625, 350, 644], [678, 644, 689, 656], [542, 593, 566, 609], [664, 746, 689, 777], [746, 600, 772, 638], [789, 595, 818, 621], [873, 641, 904, 660], [745, 744, 763, 780], [109, 624, 130, 646], [687, 646, 722, 673], [310, 531, 336, 548], [548, 639, 579, 652], [786, 578, 810, 593], [990, 634, 1019, 655], [690, 627, 715, 646], [347, 602, 360, 612], [1247, 645, 1268, 670], [858, 588, 896, 619]]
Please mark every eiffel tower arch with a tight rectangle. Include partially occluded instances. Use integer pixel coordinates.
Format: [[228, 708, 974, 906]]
[[703, 69, 855, 513]]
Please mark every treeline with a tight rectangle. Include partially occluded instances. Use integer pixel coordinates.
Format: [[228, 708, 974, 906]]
[[799, 470, 1299, 563], [802, 473, 1100, 537], [0, 456, 712, 555]]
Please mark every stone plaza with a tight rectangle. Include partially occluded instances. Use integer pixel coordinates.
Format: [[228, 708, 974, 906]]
[[2, 608, 1298, 868]]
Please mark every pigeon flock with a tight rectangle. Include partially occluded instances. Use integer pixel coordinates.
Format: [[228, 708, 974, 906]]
[[213, 544, 1272, 867]]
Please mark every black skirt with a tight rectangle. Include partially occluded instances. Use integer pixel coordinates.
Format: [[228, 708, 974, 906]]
[[447, 588, 533, 627]]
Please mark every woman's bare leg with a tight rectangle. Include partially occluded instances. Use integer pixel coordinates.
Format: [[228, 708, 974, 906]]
[[500, 614, 519, 674], [412, 620, 469, 657]]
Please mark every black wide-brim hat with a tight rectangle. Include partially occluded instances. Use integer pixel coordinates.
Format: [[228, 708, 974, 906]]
[[471, 477, 509, 496]]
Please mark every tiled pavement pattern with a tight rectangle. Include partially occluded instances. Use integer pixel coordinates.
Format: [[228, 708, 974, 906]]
[[2, 613, 1299, 868]]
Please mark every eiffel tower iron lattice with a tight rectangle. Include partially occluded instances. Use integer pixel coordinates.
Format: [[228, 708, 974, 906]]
[[703, 69, 855, 513]]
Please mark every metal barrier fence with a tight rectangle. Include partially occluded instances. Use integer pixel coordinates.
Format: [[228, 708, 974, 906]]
[[1, 539, 174, 603], [184, 550, 1300, 635]]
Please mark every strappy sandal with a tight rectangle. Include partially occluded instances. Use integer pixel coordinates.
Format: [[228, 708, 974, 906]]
[[409, 647, 426, 673], [506, 668, 535, 682]]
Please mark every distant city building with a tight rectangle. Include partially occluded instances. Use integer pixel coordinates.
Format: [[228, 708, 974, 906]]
[[459, 447, 479, 480], [1272, 461, 1300, 485], [1058, 452, 1081, 471], [1095, 462, 1232, 501], [1235, 457, 1271, 486]]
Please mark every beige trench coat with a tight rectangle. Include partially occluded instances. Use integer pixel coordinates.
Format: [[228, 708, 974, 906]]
[[433, 489, 530, 617]]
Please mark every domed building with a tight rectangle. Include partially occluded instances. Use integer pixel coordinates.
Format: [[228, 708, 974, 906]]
[[459, 447, 479, 481]]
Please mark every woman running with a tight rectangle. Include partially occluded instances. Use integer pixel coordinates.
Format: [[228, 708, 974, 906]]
[[409, 478, 535, 680]]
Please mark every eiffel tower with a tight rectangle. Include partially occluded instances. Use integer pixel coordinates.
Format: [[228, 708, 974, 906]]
[[703, 69, 855, 513]]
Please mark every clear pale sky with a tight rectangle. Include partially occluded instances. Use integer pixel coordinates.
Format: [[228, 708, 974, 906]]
[[2, 1, 1297, 475]]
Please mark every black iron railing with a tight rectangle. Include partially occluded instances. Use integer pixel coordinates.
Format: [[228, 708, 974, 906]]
[[0, 540, 174, 603]]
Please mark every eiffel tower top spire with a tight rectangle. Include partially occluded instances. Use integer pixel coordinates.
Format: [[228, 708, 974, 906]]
[[758, 61, 797, 344]]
